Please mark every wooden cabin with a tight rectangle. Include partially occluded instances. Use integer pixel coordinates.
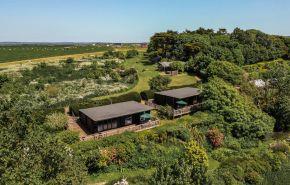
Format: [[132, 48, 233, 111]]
[[154, 87, 201, 117], [79, 101, 153, 133]]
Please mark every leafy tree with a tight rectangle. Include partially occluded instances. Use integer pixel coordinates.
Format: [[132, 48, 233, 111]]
[[126, 49, 139, 58], [169, 61, 185, 72], [186, 54, 215, 74], [0, 96, 87, 184], [206, 61, 244, 85], [202, 77, 274, 139], [272, 96, 290, 131], [149, 75, 171, 91]]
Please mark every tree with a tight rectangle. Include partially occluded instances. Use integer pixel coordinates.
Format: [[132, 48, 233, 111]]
[[184, 141, 208, 184], [169, 61, 185, 72], [206, 61, 244, 85], [0, 96, 87, 184], [149, 75, 171, 91], [272, 96, 290, 131], [126, 49, 139, 58], [186, 54, 215, 74], [202, 77, 274, 139]]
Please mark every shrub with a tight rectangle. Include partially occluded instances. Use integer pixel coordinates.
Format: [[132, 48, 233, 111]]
[[270, 141, 290, 154], [46, 85, 59, 98], [149, 75, 171, 91], [157, 105, 173, 119], [189, 127, 205, 145], [56, 130, 79, 144], [45, 112, 68, 131], [140, 90, 154, 100], [0, 74, 10, 88], [66, 57, 74, 64], [126, 49, 139, 58], [245, 171, 263, 184], [206, 128, 224, 148]]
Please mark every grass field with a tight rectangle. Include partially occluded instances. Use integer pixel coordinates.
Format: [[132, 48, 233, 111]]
[[0, 45, 114, 63]]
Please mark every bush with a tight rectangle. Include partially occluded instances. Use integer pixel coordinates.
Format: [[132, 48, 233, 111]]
[[66, 57, 74, 64], [0, 74, 10, 88], [126, 49, 139, 58], [140, 90, 154, 100], [169, 61, 185, 72], [157, 105, 173, 119], [45, 112, 68, 131], [56, 130, 79, 144], [206, 128, 224, 148], [270, 141, 290, 154], [245, 171, 263, 184], [149, 75, 171, 91]]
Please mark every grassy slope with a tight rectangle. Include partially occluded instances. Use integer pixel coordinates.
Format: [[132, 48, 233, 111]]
[[93, 55, 197, 101]]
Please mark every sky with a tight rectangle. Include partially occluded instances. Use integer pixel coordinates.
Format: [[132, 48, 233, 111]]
[[0, 0, 289, 42]]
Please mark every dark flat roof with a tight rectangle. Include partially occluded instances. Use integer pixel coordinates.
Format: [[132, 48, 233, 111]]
[[155, 87, 201, 99], [79, 101, 153, 122]]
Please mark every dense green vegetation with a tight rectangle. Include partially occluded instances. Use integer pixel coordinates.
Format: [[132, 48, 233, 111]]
[[0, 44, 112, 63], [147, 28, 289, 66], [0, 28, 289, 185]]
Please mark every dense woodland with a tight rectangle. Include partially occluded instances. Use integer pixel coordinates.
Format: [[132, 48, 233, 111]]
[[0, 28, 289, 185]]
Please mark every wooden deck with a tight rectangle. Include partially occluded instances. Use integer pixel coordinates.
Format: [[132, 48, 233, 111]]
[[172, 104, 201, 117], [80, 119, 160, 141], [145, 99, 201, 118]]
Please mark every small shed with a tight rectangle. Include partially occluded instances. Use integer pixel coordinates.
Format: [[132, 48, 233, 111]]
[[79, 101, 153, 133], [154, 87, 201, 109], [159, 62, 172, 71]]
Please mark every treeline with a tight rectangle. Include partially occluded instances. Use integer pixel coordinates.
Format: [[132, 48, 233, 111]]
[[147, 28, 289, 66]]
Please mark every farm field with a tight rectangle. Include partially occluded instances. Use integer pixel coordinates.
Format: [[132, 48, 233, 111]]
[[0, 45, 112, 63], [0, 47, 146, 73]]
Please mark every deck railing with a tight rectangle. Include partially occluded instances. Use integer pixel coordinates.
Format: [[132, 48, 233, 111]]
[[81, 119, 160, 141], [173, 103, 202, 117]]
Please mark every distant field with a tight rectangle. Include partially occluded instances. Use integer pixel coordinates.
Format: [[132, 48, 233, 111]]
[[0, 45, 112, 63]]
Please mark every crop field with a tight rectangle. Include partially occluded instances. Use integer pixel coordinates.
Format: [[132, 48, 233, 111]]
[[0, 45, 112, 63]]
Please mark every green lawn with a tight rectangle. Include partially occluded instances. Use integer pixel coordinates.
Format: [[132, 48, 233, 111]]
[[93, 54, 198, 101]]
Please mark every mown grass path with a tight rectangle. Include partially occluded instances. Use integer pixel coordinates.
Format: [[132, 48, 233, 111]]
[[93, 55, 198, 101]]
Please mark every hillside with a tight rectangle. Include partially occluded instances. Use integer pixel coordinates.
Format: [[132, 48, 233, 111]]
[[0, 29, 289, 185]]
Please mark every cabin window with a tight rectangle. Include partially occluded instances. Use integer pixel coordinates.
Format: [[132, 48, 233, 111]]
[[103, 123, 108, 130], [98, 124, 103, 132], [112, 121, 117, 128], [125, 116, 132, 125], [107, 122, 112, 129]]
